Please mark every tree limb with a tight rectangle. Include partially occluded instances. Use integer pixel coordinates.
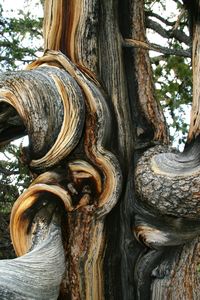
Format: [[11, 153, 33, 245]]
[[123, 38, 191, 57], [0, 203, 65, 300], [0, 166, 19, 176], [145, 11, 176, 26], [146, 18, 191, 46]]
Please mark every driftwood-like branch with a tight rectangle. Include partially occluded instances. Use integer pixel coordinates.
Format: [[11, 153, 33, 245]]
[[10, 173, 73, 256], [26, 51, 122, 298], [123, 38, 191, 58], [43, 0, 134, 165], [43, 0, 99, 75], [0, 201, 65, 300], [0, 45, 122, 298], [145, 11, 176, 27]]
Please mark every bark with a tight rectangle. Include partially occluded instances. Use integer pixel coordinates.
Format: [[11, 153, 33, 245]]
[[132, 2, 200, 299], [0, 0, 200, 300]]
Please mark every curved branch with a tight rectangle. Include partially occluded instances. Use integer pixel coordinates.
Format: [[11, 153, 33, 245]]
[[146, 18, 191, 46], [134, 144, 200, 248], [145, 11, 176, 26], [0, 64, 85, 170], [10, 172, 73, 256], [0, 203, 65, 300]]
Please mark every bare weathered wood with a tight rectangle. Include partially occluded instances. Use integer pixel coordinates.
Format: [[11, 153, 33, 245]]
[[135, 145, 200, 219], [44, 0, 99, 76], [0, 66, 85, 169], [43, 0, 134, 167], [0, 201, 65, 300], [10, 172, 73, 256], [123, 38, 191, 57], [27, 50, 122, 215]]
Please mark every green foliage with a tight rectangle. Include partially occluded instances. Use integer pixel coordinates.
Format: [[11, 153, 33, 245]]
[[153, 55, 192, 145], [0, 1, 43, 70], [0, 1, 42, 210], [0, 143, 31, 212], [146, 0, 192, 148]]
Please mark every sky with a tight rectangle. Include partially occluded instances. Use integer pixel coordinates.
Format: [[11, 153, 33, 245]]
[[0, 0, 43, 18], [1, 0, 27, 12]]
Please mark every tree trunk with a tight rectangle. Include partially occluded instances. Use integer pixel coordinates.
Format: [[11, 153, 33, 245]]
[[0, 0, 200, 299]]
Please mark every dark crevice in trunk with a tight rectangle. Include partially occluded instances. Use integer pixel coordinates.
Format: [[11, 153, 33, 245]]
[[120, 165, 143, 300], [0, 103, 26, 145], [118, 0, 158, 149], [104, 202, 122, 300]]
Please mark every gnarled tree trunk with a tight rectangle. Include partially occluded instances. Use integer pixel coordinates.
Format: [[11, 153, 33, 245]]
[[0, 0, 199, 299]]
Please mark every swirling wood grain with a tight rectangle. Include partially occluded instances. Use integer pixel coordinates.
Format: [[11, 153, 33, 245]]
[[0, 65, 85, 169]]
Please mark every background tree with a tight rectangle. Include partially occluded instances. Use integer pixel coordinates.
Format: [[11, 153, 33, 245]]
[[0, 0, 43, 70], [0, 0, 42, 259], [0, 0, 42, 210], [145, 0, 192, 146]]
